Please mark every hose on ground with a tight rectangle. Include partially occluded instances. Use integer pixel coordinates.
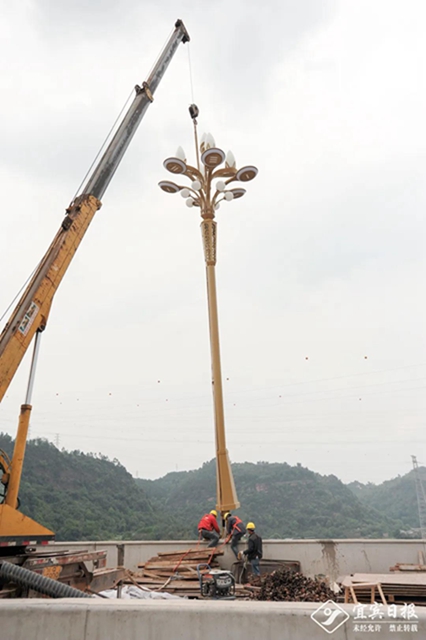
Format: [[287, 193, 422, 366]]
[[0, 561, 92, 598]]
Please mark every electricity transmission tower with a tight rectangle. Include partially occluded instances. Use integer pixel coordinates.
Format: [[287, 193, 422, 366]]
[[411, 455, 426, 539]]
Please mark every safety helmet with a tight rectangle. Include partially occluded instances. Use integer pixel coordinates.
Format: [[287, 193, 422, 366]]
[[246, 522, 256, 530], [210, 510, 218, 517], [224, 512, 231, 520]]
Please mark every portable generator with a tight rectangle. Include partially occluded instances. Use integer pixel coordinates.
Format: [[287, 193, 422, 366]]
[[197, 563, 236, 599]]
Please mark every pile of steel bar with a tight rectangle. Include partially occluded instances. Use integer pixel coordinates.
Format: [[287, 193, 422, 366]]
[[249, 567, 334, 602]]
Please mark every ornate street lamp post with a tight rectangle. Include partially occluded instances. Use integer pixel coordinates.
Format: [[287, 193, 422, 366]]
[[159, 106, 258, 517]]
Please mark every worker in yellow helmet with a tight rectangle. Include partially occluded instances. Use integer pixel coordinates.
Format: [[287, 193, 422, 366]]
[[224, 512, 246, 558], [197, 509, 220, 547], [242, 521, 262, 576]]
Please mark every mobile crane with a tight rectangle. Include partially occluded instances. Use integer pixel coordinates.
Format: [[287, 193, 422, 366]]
[[0, 19, 189, 596]]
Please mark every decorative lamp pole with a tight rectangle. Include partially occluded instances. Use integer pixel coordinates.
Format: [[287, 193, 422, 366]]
[[159, 105, 258, 517]]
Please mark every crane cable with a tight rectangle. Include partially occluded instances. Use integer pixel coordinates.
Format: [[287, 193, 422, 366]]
[[1, 27, 184, 324], [71, 87, 135, 202], [187, 42, 195, 105], [0, 261, 41, 325], [73, 26, 176, 203]]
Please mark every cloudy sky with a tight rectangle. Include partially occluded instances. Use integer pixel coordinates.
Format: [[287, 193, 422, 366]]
[[0, 1, 425, 486]]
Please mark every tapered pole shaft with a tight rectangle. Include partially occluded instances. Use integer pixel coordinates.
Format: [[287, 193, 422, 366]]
[[201, 219, 239, 513]]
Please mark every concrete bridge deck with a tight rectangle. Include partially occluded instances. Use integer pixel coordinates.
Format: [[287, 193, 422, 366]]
[[1, 598, 425, 639]]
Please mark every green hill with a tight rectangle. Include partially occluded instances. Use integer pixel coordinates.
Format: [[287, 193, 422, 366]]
[[0, 433, 185, 541], [348, 467, 426, 533], [138, 460, 402, 539], [0, 432, 411, 540]]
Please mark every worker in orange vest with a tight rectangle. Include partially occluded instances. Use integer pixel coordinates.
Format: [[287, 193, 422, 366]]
[[224, 512, 246, 558], [198, 509, 220, 547]]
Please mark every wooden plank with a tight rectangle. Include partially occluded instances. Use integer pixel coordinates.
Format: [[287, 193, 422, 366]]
[[350, 573, 426, 586], [145, 559, 219, 566], [157, 549, 223, 558], [391, 563, 426, 572], [141, 570, 168, 580]]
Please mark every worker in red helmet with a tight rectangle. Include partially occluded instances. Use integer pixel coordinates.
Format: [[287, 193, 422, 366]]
[[224, 512, 246, 558], [198, 509, 220, 547]]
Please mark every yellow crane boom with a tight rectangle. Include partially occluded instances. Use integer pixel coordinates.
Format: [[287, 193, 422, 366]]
[[0, 20, 189, 545], [0, 194, 101, 403]]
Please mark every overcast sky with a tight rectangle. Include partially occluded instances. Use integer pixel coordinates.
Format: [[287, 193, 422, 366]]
[[0, 1, 425, 486]]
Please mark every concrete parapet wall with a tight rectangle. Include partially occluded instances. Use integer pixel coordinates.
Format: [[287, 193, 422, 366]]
[[0, 599, 424, 640], [48, 539, 426, 580]]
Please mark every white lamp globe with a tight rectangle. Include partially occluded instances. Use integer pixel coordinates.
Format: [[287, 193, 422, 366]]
[[191, 180, 201, 190], [186, 198, 194, 208], [181, 188, 190, 198], [225, 150, 236, 168], [224, 191, 234, 201], [216, 181, 226, 192], [175, 146, 186, 161]]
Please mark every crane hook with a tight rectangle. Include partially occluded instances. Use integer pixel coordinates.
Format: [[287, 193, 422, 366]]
[[189, 104, 199, 121]]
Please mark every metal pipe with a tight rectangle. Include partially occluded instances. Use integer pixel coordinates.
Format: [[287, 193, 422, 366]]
[[4, 404, 32, 509], [25, 330, 42, 405], [5, 332, 43, 508], [82, 20, 189, 200]]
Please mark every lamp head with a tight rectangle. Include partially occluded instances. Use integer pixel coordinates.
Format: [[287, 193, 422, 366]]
[[163, 157, 187, 174], [158, 181, 181, 193], [236, 166, 258, 182]]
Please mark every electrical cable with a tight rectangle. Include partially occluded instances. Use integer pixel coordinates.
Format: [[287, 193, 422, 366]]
[[24, 362, 426, 419], [0, 261, 41, 324], [222, 362, 426, 398], [34, 376, 426, 416]]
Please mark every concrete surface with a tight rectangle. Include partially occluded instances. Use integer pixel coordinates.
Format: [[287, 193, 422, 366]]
[[0, 598, 424, 640], [49, 538, 426, 581]]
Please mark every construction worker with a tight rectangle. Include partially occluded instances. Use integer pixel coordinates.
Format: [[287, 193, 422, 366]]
[[198, 509, 220, 547], [224, 512, 246, 558], [243, 522, 262, 576]]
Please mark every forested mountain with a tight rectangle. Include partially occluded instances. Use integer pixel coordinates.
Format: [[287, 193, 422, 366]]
[[138, 460, 402, 539], [0, 432, 416, 540], [348, 467, 426, 532], [0, 433, 186, 541]]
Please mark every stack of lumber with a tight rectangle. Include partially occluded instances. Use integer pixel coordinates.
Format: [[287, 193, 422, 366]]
[[390, 551, 426, 573], [390, 562, 426, 572], [129, 547, 253, 599], [340, 573, 426, 606]]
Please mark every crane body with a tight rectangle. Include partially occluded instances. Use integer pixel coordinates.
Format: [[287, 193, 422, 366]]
[[0, 20, 189, 592]]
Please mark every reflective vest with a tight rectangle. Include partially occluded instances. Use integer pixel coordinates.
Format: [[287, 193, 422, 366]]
[[228, 515, 245, 535]]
